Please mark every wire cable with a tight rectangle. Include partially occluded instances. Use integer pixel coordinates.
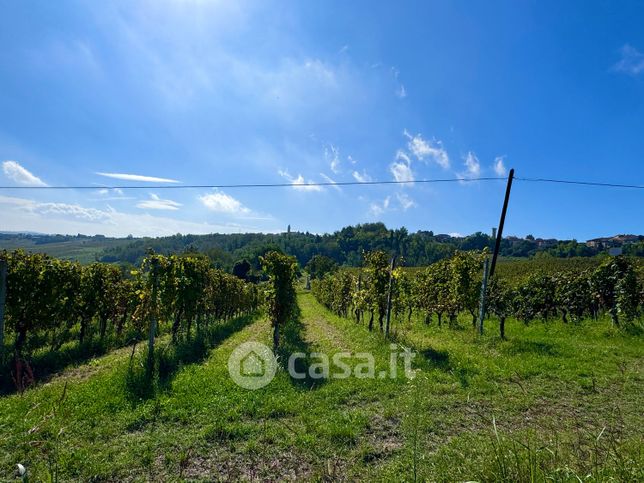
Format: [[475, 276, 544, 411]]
[[0, 176, 642, 190], [0, 177, 505, 190], [515, 177, 644, 190]]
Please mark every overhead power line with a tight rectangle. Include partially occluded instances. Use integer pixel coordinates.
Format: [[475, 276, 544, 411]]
[[515, 177, 644, 190], [0, 177, 505, 190], [0, 176, 642, 190]]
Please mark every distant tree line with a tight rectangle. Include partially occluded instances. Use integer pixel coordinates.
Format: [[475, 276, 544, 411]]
[[2, 224, 642, 272]]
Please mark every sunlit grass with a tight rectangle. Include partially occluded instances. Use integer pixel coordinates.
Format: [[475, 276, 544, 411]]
[[0, 292, 641, 481]]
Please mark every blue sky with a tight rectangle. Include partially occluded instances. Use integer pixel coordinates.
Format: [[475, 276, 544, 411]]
[[0, 0, 642, 239]]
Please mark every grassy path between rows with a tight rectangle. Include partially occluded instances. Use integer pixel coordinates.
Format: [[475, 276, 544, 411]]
[[1, 291, 642, 481], [0, 292, 412, 481]]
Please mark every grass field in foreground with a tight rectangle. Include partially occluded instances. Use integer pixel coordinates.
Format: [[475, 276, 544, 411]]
[[0, 291, 642, 481]]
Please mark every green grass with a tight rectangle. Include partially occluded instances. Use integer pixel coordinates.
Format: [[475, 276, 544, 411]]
[[1, 292, 642, 481]]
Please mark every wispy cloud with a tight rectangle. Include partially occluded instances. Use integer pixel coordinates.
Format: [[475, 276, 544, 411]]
[[390, 151, 414, 183], [98, 188, 124, 196], [325, 144, 341, 173], [91, 187, 134, 201], [493, 156, 507, 176], [320, 173, 341, 191], [278, 170, 324, 192], [96, 172, 180, 183], [392, 67, 407, 99], [199, 189, 251, 214], [2, 160, 48, 187], [613, 44, 644, 75], [396, 192, 416, 211], [458, 151, 481, 180], [0, 194, 275, 236], [403, 130, 450, 169], [0, 194, 111, 222], [137, 193, 182, 211], [395, 84, 407, 99], [369, 196, 391, 216], [352, 169, 372, 183]]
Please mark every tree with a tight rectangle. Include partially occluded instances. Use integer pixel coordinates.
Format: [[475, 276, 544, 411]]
[[232, 259, 251, 280], [305, 255, 337, 280]]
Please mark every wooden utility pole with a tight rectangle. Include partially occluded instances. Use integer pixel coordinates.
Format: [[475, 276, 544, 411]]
[[0, 259, 7, 360], [489, 169, 515, 278], [477, 169, 514, 334], [384, 255, 397, 338]]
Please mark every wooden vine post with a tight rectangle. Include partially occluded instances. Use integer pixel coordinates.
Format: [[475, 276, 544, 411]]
[[0, 258, 7, 360], [384, 255, 397, 339], [147, 257, 159, 376], [477, 257, 489, 335]]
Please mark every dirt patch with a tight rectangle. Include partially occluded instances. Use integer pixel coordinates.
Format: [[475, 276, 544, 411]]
[[180, 447, 315, 481], [360, 413, 404, 464]]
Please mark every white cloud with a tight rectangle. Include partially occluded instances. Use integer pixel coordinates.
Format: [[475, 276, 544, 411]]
[[395, 84, 407, 99], [0, 195, 111, 222], [403, 130, 450, 169], [391, 162, 414, 183], [325, 144, 341, 174], [320, 173, 341, 192], [2, 160, 47, 187], [347, 155, 357, 165], [97, 187, 126, 197], [137, 193, 182, 211], [392, 67, 407, 99], [36, 202, 113, 221], [352, 170, 372, 183], [396, 192, 416, 211], [493, 156, 507, 176], [390, 151, 414, 183], [0, 194, 276, 236], [369, 196, 391, 216], [199, 190, 251, 214], [613, 44, 644, 75], [366, 192, 415, 215], [278, 170, 324, 192], [395, 150, 412, 165], [96, 172, 180, 183], [90, 187, 134, 202], [0, 194, 37, 207], [459, 151, 481, 179]]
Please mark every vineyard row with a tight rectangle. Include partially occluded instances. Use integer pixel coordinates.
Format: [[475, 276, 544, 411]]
[[311, 251, 644, 338]]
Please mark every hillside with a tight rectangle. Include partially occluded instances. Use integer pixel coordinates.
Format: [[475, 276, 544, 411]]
[[2, 224, 643, 269]]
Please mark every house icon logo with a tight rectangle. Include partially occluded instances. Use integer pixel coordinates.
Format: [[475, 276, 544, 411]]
[[228, 342, 277, 389], [240, 350, 266, 377]]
